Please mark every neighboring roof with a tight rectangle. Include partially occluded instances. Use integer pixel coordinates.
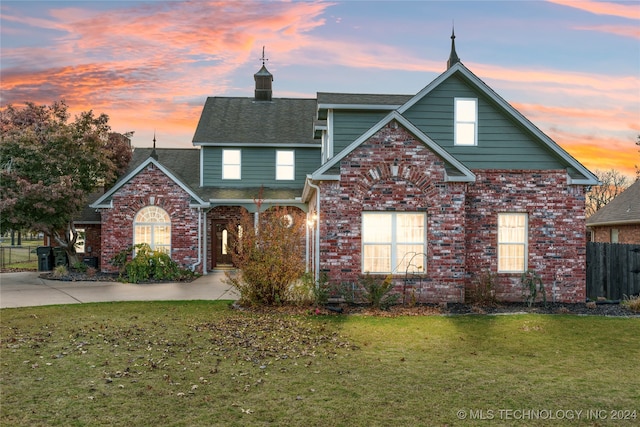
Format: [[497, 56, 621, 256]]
[[310, 111, 475, 183], [587, 180, 640, 227], [398, 62, 599, 185], [192, 97, 318, 146]]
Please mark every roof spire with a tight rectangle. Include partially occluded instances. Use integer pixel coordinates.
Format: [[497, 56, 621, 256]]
[[447, 25, 460, 69], [151, 131, 158, 160], [259, 45, 268, 66]]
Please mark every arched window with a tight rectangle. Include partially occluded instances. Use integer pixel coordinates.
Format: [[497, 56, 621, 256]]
[[134, 206, 171, 254]]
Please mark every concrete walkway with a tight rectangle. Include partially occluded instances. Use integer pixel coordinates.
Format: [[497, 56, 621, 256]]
[[0, 271, 239, 309]]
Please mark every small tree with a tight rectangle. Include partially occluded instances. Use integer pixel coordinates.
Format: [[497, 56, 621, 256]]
[[226, 204, 306, 306]]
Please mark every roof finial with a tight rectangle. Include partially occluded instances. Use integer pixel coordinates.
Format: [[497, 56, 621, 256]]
[[447, 24, 460, 69], [151, 131, 158, 160], [259, 46, 269, 66]]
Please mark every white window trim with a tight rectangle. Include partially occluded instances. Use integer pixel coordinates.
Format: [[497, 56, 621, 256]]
[[134, 206, 172, 254], [222, 149, 241, 180], [276, 150, 295, 181], [361, 212, 427, 275], [454, 97, 478, 146], [497, 213, 528, 273]]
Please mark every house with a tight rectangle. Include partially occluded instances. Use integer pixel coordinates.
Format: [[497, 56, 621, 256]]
[[587, 180, 640, 244], [90, 33, 598, 303]]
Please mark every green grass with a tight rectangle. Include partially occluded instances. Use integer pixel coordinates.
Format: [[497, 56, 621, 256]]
[[1, 301, 638, 426]]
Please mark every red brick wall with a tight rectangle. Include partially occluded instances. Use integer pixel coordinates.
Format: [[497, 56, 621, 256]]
[[98, 164, 201, 273], [317, 121, 587, 303], [466, 171, 587, 303], [318, 122, 467, 302], [590, 224, 640, 244]]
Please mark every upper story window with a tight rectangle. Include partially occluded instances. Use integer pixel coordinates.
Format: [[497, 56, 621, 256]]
[[222, 149, 241, 180], [455, 98, 477, 146], [134, 206, 171, 254], [276, 150, 295, 180], [498, 213, 527, 273]]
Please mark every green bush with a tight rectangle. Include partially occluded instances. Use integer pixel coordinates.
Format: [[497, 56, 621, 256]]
[[359, 273, 399, 310], [72, 261, 88, 273], [111, 244, 195, 284]]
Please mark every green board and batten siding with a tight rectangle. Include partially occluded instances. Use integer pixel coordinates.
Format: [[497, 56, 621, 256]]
[[201, 146, 320, 188], [402, 75, 568, 171]]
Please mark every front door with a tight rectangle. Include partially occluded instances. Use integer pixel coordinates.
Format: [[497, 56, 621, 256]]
[[212, 221, 234, 268]]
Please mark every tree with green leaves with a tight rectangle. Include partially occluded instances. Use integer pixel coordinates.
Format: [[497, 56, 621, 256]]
[[0, 101, 132, 264]]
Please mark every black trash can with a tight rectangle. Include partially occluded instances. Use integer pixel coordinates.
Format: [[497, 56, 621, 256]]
[[37, 246, 53, 271], [83, 256, 99, 269], [52, 247, 68, 267]]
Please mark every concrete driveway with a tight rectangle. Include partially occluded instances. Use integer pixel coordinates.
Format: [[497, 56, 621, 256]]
[[0, 271, 238, 309]]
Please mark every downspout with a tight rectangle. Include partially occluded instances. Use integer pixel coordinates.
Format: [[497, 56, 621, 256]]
[[306, 178, 321, 283], [191, 207, 203, 273]]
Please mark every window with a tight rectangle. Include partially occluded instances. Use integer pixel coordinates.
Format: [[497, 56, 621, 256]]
[[362, 212, 426, 274], [74, 228, 86, 253], [276, 150, 295, 180], [222, 149, 241, 179], [611, 228, 619, 243], [455, 98, 477, 146], [498, 213, 527, 272], [134, 206, 171, 253]]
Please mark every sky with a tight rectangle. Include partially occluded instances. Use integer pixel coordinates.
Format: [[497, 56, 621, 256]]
[[1, 0, 639, 179]]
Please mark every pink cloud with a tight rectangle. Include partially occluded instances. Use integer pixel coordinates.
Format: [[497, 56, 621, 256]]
[[575, 24, 640, 39], [547, 0, 640, 20]]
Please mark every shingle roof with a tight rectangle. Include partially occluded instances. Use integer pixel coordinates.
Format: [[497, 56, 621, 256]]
[[587, 180, 640, 226], [192, 97, 317, 145], [317, 92, 412, 106]]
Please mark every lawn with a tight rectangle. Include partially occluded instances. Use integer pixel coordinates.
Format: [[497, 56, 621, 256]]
[[1, 301, 638, 426]]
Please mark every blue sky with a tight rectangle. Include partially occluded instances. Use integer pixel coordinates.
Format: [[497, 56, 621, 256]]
[[1, 0, 639, 177]]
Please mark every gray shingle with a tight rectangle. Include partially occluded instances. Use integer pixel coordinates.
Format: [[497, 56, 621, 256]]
[[587, 180, 640, 226]]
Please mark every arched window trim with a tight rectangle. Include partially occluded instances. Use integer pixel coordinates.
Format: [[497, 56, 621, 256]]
[[134, 206, 171, 254]]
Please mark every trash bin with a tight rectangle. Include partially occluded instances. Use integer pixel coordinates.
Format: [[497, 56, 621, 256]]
[[83, 256, 99, 269], [52, 247, 68, 267], [37, 246, 53, 271]]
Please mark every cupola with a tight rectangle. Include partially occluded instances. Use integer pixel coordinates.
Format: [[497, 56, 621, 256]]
[[254, 46, 273, 101]]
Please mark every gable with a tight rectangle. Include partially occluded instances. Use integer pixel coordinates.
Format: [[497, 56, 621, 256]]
[[311, 111, 474, 183], [398, 63, 598, 184], [91, 155, 207, 209]]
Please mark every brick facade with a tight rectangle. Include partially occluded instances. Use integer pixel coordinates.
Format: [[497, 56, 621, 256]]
[[315, 121, 587, 303], [590, 224, 640, 244], [98, 164, 201, 273]]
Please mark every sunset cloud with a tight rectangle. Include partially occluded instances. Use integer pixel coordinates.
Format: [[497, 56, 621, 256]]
[[1, 0, 637, 175], [547, 0, 640, 20]]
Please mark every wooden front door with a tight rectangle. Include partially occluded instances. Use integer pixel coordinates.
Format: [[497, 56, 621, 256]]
[[212, 221, 234, 268]]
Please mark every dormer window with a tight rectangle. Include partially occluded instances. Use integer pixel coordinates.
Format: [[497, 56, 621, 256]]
[[454, 98, 477, 146]]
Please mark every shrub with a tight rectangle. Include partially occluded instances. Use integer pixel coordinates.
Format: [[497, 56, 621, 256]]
[[52, 265, 68, 278], [226, 205, 306, 306], [359, 273, 399, 310], [521, 269, 546, 307], [72, 261, 88, 273], [112, 243, 194, 284], [466, 270, 498, 306], [622, 295, 640, 312]]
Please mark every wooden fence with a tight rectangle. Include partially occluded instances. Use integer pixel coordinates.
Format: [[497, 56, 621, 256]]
[[586, 242, 640, 300]]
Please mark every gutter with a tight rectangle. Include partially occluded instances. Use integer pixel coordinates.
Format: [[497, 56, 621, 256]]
[[191, 207, 204, 273]]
